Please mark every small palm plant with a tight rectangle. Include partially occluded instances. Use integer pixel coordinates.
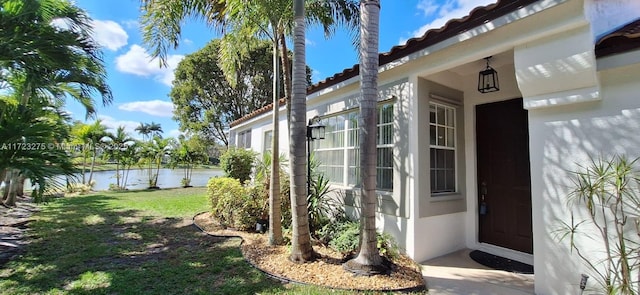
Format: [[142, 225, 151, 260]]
[[556, 155, 640, 294]]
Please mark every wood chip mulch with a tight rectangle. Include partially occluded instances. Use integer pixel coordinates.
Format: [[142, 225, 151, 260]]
[[193, 212, 426, 292]]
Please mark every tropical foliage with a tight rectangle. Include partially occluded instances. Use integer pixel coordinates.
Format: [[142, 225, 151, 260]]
[[0, 0, 112, 206], [557, 156, 640, 294]]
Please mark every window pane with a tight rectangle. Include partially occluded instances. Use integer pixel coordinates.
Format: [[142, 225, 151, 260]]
[[437, 106, 445, 125], [446, 108, 455, 127], [437, 126, 446, 146], [378, 147, 392, 168], [429, 105, 436, 123], [446, 128, 455, 147], [430, 125, 437, 145], [444, 149, 455, 169]]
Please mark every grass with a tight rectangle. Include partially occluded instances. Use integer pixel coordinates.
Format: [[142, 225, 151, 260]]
[[0, 188, 402, 294]]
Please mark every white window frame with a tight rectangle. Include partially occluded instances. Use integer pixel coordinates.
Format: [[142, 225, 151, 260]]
[[314, 100, 394, 191], [429, 101, 457, 195]]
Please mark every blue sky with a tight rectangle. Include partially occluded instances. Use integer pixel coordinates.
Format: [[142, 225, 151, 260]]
[[70, 0, 495, 139]]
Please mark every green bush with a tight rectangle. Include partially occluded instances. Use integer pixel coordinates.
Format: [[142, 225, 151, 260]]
[[252, 152, 292, 228], [219, 148, 255, 183], [319, 219, 400, 260], [206, 177, 266, 231]]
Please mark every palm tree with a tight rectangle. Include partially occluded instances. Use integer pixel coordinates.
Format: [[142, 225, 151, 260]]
[[0, 0, 113, 114], [135, 123, 152, 142], [71, 122, 93, 184], [288, 0, 314, 262], [151, 136, 174, 188], [148, 121, 163, 138], [139, 0, 359, 251], [344, 0, 387, 275], [105, 126, 135, 189], [0, 0, 111, 206], [86, 120, 108, 185]]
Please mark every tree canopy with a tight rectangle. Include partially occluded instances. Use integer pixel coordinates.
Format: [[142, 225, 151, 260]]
[[170, 38, 310, 146]]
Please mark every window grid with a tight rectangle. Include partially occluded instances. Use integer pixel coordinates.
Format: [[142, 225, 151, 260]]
[[430, 102, 456, 194], [263, 130, 272, 154], [315, 102, 394, 191]]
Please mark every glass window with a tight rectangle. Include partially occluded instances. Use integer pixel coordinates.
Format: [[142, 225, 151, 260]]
[[314, 102, 394, 191], [263, 130, 272, 154], [430, 102, 456, 194]]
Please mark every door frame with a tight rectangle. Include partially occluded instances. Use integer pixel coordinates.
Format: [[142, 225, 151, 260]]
[[472, 97, 534, 264]]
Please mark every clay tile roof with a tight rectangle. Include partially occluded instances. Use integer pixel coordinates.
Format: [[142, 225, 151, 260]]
[[229, 98, 286, 128], [230, 0, 537, 127], [596, 18, 640, 58], [306, 0, 538, 95]]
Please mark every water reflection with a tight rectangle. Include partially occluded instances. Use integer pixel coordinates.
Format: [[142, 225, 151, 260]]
[[51, 168, 224, 191]]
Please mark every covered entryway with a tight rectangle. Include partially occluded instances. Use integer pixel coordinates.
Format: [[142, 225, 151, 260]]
[[476, 98, 533, 254]]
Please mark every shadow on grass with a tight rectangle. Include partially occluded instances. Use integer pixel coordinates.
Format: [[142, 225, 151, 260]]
[[0, 194, 286, 295]]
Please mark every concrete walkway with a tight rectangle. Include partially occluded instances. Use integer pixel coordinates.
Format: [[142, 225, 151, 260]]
[[421, 249, 534, 295]]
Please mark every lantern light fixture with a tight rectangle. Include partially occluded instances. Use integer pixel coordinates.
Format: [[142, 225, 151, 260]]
[[478, 56, 499, 94]]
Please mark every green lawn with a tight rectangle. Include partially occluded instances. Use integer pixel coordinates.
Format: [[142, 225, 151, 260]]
[[0, 188, 369, 295]]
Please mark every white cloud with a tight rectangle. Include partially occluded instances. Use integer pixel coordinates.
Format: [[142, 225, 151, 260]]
[[183, 38, 194, 45], [115, 45, 184, 86], [91, 20, 128, 51], [118, 100, 175, 117], [417, 0, 439, 16], [122, 20, 139, 30], [96, 115, 143, 138], [400, 0, 497, 44], [305, 38, 316, 46]]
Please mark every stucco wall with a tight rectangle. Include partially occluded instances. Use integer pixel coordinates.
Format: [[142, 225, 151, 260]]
[[528, 57, 640, 294]]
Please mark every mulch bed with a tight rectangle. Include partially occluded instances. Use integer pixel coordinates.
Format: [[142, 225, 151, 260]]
[[193, 212, 426, 292]]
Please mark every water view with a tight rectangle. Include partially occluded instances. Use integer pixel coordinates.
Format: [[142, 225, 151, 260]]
[[83, 168, 225, 191]]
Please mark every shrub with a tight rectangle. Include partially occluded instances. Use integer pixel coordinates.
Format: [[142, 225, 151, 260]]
[[219, 148, 255, 183], [319, 219, 400, 260], [252, 153, 292, 228], [206, 177, 266, 231]]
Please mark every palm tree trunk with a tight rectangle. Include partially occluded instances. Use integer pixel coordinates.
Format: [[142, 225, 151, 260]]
[[289, 0, 315, 263], [88, 147, 97, 184], [344, 0, 386, 275], [16, 175, 25, 197], [115, 161, 120, 188], [269, 37, 284, 246], [279, 33, 292, 131], [1, 169, 9, 202], [81, 146, 87, 184], [3, 169, 18, 207]]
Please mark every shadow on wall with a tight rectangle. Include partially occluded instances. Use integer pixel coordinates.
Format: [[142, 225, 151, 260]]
[[530, 95, 640, 294]]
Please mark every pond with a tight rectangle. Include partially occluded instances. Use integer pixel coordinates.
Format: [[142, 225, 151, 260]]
[[13, 168, 226, 192], [82, 168, 225, 191]]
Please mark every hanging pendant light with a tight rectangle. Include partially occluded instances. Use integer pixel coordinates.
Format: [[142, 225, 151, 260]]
[[478, 56, 499, 93]]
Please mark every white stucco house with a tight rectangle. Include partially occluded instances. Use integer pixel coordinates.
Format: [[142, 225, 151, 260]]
[[228, 1, 640, 293]]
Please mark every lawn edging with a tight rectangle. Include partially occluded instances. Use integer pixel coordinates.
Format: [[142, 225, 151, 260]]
[[191, 211, 427, 293]]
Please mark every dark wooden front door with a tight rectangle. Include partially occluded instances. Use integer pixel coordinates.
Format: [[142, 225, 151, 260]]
[[476, 98, 533, 254]]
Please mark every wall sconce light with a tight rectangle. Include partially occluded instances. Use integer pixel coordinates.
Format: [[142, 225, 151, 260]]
[[306, 115, 325, 197], [478, 56, 499, 93]]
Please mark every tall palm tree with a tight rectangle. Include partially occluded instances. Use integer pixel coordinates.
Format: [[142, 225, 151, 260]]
[[289, 0, 314, 262], [344, 0, 386, 275], [140, 0, 359, 251], [148, 121, 163, 138], [135, 123, 152, 141]]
